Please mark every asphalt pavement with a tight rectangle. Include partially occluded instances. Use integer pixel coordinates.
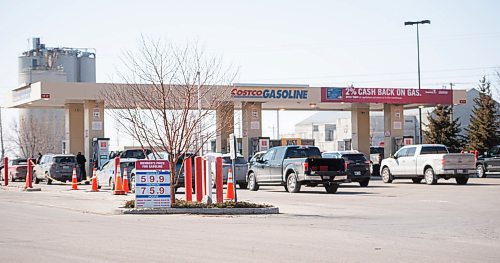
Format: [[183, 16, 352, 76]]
[[1, 177, 500, 263]]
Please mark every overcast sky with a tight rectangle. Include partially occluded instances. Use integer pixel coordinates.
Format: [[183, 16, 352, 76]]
[[1, 0, 499, 148]]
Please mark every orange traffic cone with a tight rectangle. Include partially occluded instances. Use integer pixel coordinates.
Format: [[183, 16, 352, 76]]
[[113, 169, 126, 195], [71, 168, 79, 190], [225, 168, 234, 200], [91, 168, 99, 192], [123, 168, 130, 193]]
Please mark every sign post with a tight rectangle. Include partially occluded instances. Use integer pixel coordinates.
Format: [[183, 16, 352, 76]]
[[229, 134, 238, 202], [135, 160, 171, 208]]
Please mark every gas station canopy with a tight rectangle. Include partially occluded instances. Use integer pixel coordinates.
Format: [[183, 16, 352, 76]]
[[9, 82, 467, 111]]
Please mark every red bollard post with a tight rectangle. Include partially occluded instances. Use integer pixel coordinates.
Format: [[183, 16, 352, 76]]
[[4, 156, 8, 186], [26, 158, 33, 189], [215, 156, 223, 203], [202, 158, 207, 196], [194, 156, 203, 202], [184, 157, 193, 202]]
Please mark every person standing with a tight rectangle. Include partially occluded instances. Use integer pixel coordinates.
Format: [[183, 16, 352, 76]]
[[36, 153, 42, 164], [76, 152, 86, 181]]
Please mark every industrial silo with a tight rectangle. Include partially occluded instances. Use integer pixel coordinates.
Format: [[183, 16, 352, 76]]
[[16, 38, 96, 157]]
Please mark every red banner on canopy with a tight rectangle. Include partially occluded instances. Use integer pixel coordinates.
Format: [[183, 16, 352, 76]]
[[321, 87, 453, 104]]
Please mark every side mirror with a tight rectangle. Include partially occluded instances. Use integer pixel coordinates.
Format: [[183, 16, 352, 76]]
[[391, 155, 397, 159]]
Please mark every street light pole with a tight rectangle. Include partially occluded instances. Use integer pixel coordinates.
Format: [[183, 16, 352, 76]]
[[197, 71, 202, 154], [405, 20, 430, 144]]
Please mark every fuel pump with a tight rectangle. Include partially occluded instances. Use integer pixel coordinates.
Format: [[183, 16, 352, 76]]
[[92, 138, 110, 169]]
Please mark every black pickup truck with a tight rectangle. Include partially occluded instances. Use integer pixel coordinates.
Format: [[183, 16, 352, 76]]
[[476, 145, 500, 178], [247, 145, 347, 193]]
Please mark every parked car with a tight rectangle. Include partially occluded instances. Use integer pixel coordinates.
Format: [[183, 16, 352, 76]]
[[0, 158, 28, 182], [322, 151, 370, 187], [247, 145, 347, 193], [96, 158, 137, 192], [206, 153, 248, 189], [147, 152, 196, 190], [380, 144, 476, 185], [476, 146, 500, 178], [33, 154, 78, 184], [370, 146, 384, 176]]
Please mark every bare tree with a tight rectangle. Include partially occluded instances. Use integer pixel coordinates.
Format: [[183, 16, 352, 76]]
[[102, 37, 236, 206], [8, 115, 63, 159]]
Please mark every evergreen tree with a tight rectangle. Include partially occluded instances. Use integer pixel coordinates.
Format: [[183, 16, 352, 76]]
[[424, 105, 465, 152], [466, 76, 499, 153]]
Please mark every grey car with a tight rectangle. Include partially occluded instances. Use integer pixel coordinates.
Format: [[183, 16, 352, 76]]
[[33, 154, 78, 184]]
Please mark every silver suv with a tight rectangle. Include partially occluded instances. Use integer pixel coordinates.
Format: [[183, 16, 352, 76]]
[[33, 154, 78, 184]]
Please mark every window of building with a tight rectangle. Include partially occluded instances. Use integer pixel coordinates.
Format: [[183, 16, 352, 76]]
[[312, 124, 319, 132], [325, 124, 335, 141]]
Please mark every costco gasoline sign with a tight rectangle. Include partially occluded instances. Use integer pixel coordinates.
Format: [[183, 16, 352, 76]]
[[231, 88, 308, 100], [135, 160, 170, 208]]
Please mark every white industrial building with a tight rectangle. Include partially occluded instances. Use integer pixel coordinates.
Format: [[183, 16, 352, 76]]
[[17, 38, 95, 156]]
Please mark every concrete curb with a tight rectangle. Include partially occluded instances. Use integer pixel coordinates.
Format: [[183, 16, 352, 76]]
[[115, 207, 279, 215]]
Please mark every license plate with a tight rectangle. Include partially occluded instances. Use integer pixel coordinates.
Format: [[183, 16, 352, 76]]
[[456, 169, 463, 173], [354, 171, 361, 175], [63, 166, 69, 169], [323, 176, 330, 180]]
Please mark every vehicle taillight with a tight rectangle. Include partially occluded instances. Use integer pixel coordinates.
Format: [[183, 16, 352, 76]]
[[344, 161, 349, 171], [441, 159, 445, 166], [303, 162, 309, 172]]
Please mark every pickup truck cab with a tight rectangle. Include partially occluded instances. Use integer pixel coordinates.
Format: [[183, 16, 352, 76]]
[[247, 145, 347, 193], [476, 145, 500, 178], [380, 144, 475, 185]]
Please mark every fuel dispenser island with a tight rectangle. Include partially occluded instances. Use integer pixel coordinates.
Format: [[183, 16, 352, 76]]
[[92, 138, 110, 169]]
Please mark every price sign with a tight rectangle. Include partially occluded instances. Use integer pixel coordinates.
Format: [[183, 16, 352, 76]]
[[135, 160, 170, 208]]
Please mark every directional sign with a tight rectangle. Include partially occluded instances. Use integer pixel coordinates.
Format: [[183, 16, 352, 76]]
[[135, 160, 170, 208]]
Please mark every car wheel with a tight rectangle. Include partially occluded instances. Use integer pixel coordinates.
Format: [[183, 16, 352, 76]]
[[286, 173, 301, 193], [248, 173, 259, 191], [359, 178, 370, 187], [238, 182, 248, 189], [476, 164, 486, 178], [412, 178, 422, 184], [130, 174, 136, 193], [9, 173, 15, 182], [381, 167, 393, 183], [424, 168, 437, 185], [456, 175, 469, 185], [324, 183, 339, 193]]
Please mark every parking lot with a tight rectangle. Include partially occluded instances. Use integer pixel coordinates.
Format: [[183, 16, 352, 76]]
[[1, 177, 500, 262]]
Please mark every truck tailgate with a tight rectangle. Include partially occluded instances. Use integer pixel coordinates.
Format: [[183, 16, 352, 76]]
[[308, 158, 345, 173], [443, 153, 476, 170]]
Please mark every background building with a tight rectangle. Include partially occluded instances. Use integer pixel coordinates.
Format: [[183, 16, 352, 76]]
[[293, 111, 419, 152]]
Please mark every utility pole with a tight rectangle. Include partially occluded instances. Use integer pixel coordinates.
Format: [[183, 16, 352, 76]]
[[449, 82, 455, 122]]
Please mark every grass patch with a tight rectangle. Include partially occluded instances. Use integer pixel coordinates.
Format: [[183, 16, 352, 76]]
[[123, 199, 272, 209]]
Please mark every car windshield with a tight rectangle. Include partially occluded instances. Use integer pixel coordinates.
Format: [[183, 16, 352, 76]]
[[285, 147, 321, 159], [370, 147, 384, 154], [54, 156, 76, 163], [121, 150, 146, 159], [12, 159, 27, 165], [343, 154, 367, 162], [420, 146, 448, 154]]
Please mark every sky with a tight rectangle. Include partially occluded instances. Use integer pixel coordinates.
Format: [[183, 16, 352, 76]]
[[1, 0, 499, 148]]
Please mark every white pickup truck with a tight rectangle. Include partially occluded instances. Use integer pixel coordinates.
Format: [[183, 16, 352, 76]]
[[380, 144, 476, 185]]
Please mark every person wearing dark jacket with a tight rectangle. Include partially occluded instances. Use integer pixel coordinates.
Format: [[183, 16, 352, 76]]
[[76, 152, 87, 181]]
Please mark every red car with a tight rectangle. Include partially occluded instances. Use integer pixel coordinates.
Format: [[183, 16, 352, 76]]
[[1, 159, 29, 182]]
